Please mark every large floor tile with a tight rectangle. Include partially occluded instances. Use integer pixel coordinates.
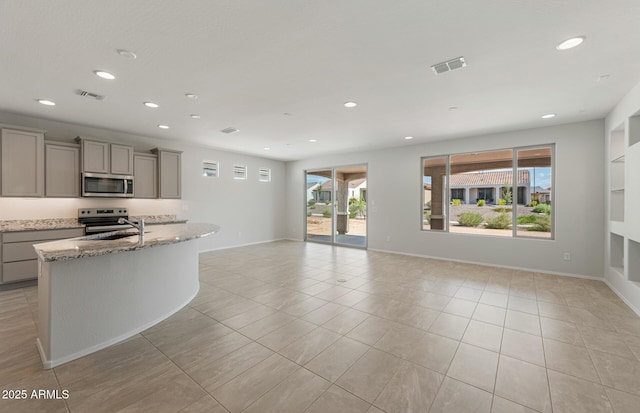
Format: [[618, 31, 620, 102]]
[[495, 355, 551, 412], [429, 377, 492, 413], [428, 312, 470, 340], [501, 328, 545, 366], [462, 320, 503, 352], [336, 348, 403, 403], [279, 327, 341, 365], [543, 338, 599, 383], [505, 309, 541, 336], [540, 317, 584, 346], [306, 385, 371, 413], [406, 331, 459, 374], [547, 369, 613, 413], [491, 396, 537, 413], [604, 387, 640, 413], [210, 353, 298, 413], [373, 361, 443, 413], [447, 343, 499, 392], [589, 349, 640, 396], [472, 304, 507, 326], [243, 367, 330, 413], [305, 336, 370, 382], [578, 325, 636, 359]]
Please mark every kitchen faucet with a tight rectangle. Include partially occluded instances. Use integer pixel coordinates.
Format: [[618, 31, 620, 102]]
[[118, 218, 145, 244]]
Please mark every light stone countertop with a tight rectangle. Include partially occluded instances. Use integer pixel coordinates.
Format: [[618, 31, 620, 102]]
[[0, 215, 185, 232], [33, 223, 219, 262]]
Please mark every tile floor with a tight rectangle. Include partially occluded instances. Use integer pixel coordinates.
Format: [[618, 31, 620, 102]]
[[2, 240, 640, 412]]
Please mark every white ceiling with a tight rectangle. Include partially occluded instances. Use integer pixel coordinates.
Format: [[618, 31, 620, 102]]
[[1, 0, 639, 161]]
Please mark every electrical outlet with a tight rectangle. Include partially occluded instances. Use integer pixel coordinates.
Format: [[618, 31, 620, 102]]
[[563, 252, 571, 261]]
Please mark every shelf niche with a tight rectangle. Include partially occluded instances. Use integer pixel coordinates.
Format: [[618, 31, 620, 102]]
[[629, 113, 640, 148], [629, 239, 640, 282], [610, 233, 625, 277]]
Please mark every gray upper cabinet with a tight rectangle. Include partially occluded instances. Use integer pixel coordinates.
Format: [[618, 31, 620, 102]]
[[81, 139, 110, 173], [78, 138, 133, 175], [45, 142, 80, 197], [111, 143, 134, 175], [1, 128, 45, 197], [133, 154, 157, 198], [152, 148, 182, 199]]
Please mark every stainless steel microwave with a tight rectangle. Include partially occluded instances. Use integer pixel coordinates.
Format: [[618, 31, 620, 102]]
[[82, 173, 134, 197]]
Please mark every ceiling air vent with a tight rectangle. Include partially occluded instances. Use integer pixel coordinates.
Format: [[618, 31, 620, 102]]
[[431, 57, 466, 75], [75, 89, 106, 101], [221, 127, 239, 134]]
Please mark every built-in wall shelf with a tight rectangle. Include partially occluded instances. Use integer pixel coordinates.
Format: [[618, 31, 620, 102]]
[[612, 154, 625, 163], [610, 221, 626, 237], [629, 113, 640, 148], [629, 239, 640, 282], [610, 233, 625, 277]]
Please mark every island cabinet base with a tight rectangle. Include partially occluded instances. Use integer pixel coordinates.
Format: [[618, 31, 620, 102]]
[[37, 240, 199, 369]]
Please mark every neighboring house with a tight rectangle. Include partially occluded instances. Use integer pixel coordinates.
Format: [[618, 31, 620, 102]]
[[531, 186, 552, 204], [449, 170, 531, 204], [310, 179, 367, 203]]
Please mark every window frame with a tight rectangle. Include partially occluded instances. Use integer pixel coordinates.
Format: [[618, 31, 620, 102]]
[[421, 144, 555, 240]]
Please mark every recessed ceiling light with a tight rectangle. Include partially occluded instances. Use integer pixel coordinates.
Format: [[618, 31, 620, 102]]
[[190, 114, 201, 119], [556, 36, 585, 50], [309, 139, 317, 143], [144, 102, 159, 108], [94, 70, 115, 80], [263, 147, 271, 151], [404, 136, 414, 140], [344, 101, 358, 108], [117, 49, 137, 59], [541, 113, 556, 119], [158, 124, 169, 129], [185, 93, 198, 99], [36, 99, 56, 106]]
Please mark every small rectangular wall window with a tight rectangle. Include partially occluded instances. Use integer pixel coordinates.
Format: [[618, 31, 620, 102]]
[[258, 167, 271, 182], [202, 161, 219, 177], [233, 164, 247, 180]]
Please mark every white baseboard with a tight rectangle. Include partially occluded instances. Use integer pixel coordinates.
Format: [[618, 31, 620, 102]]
[[604, 279, 640, 318], [199, 238, 290, 253], [368, 247, 604, 281]]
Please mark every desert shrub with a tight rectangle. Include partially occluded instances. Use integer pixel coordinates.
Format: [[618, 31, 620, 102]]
[[348, 197, 358, 205], [527, 215, 551, 232], [307, 211, 312, 217], [308, 199, 317, 207], [477, 199, 486, 207], [486, 213, 512, 229], [498, 198, 507, 206], [533, 204, 551, 214], [517, 215, 540, 224], [423, 210, 431, 224], [325, 200, 331, 206], [458, 212, 484, 227], [349, 203, 359, 218], [493, 207, 512, 213], [452, 199, 461, 206], [322, 210, 331, 218], [527, 200, 538, 207]]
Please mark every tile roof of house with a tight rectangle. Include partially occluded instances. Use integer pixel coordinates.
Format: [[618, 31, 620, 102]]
[[316, 179, 366, 190], [450, 170, 530, 187]]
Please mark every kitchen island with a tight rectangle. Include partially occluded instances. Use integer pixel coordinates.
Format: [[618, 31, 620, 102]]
[[33, 222, 219, 368]]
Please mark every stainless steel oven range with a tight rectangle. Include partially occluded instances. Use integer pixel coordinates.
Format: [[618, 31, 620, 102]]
[[78, 207, 133, 235]]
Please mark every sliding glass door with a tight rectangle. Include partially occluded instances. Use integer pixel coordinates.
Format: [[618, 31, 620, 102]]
[[305, 165, 367, 247]]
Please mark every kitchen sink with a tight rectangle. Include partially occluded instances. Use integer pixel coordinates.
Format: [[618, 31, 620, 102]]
[[96, 233, 138, 240]]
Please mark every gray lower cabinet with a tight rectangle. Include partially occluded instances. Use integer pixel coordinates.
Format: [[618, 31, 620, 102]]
[[153, 148, 182, 199], [1, 128, 45, 197], [45, 142, 80, 197], [0, 228, 84, 284], [134, 154, 158, 198]]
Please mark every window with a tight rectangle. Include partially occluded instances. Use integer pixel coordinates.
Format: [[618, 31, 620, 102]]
[[422, 145, 553, 238], [258, 167, 271, 182], [202, 161, 218, 177], [233, 164, 247, 180]]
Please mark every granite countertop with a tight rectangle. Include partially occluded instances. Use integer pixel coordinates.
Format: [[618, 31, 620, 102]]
[[33, 223, 219, 262], [0, 215, 185, 232]]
